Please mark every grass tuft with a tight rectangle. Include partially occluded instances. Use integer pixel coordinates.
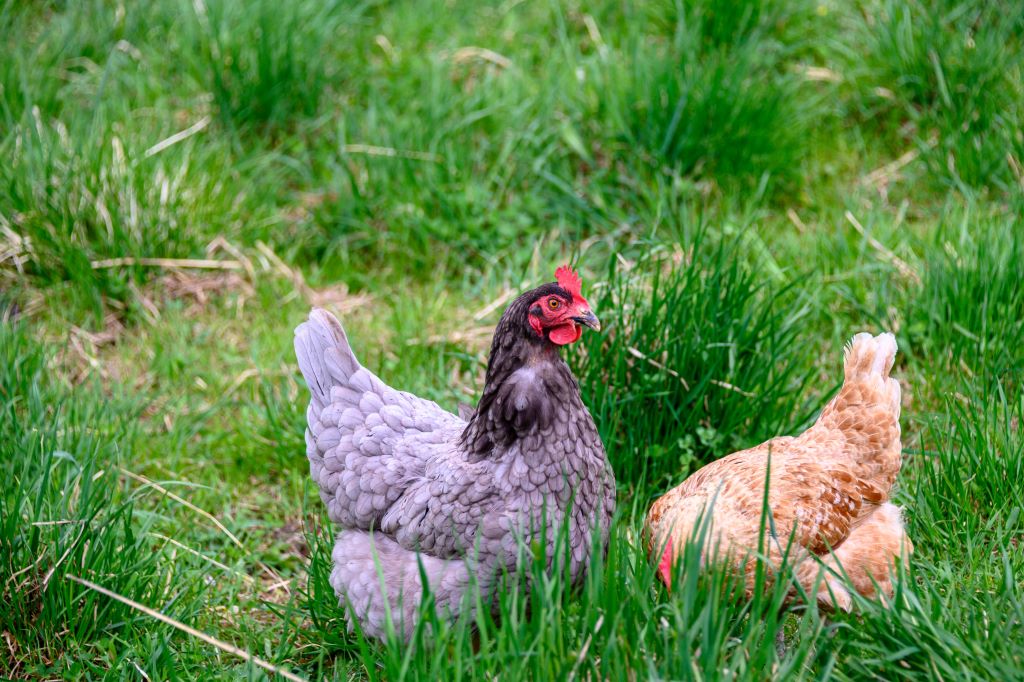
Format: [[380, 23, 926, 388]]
[[596, 0, 822, 196], [574, 232, 818, 489], [0, 324, 206, 678], [906, 214, 1024, 386], [189, 0, 363, 134], [837, 0, 1024, 191]]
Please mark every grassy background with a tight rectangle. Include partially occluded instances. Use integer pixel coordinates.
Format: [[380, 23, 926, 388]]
[[2, 0, 1022, 679]]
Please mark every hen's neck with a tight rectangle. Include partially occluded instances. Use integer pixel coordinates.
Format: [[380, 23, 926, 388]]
[[487, 301, 552, 374], [461, 295, 577, 457]]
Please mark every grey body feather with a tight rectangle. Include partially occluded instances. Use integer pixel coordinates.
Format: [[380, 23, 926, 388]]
[[294, 292, 615, 641]]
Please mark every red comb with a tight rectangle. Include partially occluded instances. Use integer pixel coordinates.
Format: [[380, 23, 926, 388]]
[[555, 264, 583, 301]]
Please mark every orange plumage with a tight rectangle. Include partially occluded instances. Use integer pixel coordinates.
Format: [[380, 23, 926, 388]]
[[645, 332, 912, 610]]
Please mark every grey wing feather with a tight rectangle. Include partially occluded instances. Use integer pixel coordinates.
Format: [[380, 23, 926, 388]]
[[294, 308, 464, 529]]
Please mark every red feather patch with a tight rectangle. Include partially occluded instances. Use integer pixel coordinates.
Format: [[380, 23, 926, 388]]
[[555, 264, 584, 303], [658, 537, 675, 591]]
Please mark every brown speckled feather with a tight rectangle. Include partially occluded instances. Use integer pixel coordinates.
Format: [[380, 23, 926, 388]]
[[646, 332, 912, 609]]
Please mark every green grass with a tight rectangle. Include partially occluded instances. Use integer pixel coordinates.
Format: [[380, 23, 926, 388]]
[[599, 0, 823, 196], [834, 0, 1024, 192], [574, 232, 820, 489], [2, 0, 1023, 679]]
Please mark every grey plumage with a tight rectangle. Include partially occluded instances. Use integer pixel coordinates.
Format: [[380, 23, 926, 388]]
[[294, 283, 616, 641]]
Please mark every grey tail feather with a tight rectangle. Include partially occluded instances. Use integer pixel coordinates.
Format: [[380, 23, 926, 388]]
[[294, 307, 361, 408]]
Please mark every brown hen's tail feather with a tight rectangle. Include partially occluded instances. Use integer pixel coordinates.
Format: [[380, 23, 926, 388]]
[[842, 331, 901, 415], [844, 332, 897, 380], [813, 332, 902, 489]]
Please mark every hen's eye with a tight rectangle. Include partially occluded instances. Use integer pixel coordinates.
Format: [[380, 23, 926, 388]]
[[548, 298, 561, 310]]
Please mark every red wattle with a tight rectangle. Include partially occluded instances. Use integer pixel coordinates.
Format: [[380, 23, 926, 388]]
[[549, 323, 581, 345]]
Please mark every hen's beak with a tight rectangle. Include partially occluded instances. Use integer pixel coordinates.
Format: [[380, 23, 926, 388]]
[[572, 310, 601, 332]]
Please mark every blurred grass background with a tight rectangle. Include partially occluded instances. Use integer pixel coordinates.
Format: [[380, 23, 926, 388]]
[[1, 0, 1022, 679]]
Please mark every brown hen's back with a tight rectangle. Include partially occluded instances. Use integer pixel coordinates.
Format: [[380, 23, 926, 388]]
[[645, 332, 912, 609]]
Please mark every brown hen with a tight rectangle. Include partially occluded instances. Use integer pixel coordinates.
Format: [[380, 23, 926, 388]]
[[645, 332, 912, 610]]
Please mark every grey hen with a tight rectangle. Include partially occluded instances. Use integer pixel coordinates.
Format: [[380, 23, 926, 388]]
[[294, 265, 616, 641]]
